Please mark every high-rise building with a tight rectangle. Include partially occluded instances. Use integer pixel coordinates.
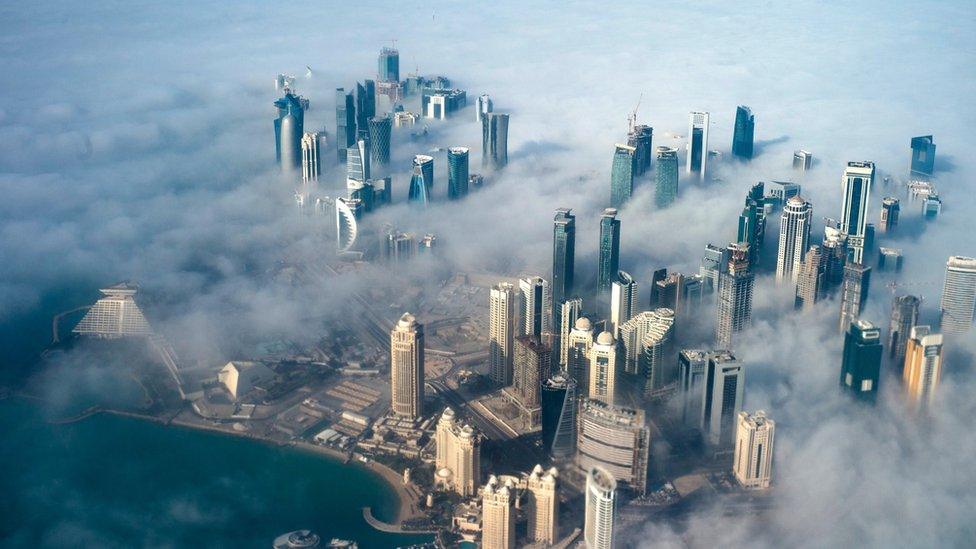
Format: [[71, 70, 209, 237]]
[[877, 248, 903, 272], [716, 243, 754, 349], [552, 209, 576, 323], [567, 317, 594, 396], [355, 80, 376, 140], [610, 271, 638, 336], [422, 88, 467, 119], [584, 467, 617, 549], [700, 243, 729, 294], [794, 245, 825, 311], [821, 226, 849, 294], [334, 197, 363, 253], [737, 182, 766, 267], [638, 309, 676, 395], [489, 283, 519, 386], [383, 230, 416, 264], [588, 331, 619, 406], [480, 476, 516, 549], [514, 336, 551, 410], [731, 106, 755, 159], [447, 147, 470, 200], [274, 92, 305, 172], [655, 146, 679, 208], [793, 149, 813, 171], [578, 400, 649, 495], [408, 154, 434, 205], [910, 135, 936, 177], [300, 131, 323, 183], [651, 272, 684, 314], [766, 181, 801, 206], [700, 351, 744, 448], [838, 263, 871, 333], [72, 283, 152, 338], [687, 111, 710, 180], [378, 47, 399, 83], [541, 375, 577, 459], [776, 196, 813, 284], [940, 256, 976, 334], [880, 197, 900, 233], [346, 139, 370, 185], [839, 320, 882, 403], [902, 326, 943, 413], [367, 115, 392, 167], [733, 411, 775, 489], [618, 310, 659, 375], [476, 94, 493, 123], [841, 161, 875, 264], [418, 233, 436, 254], [526, 465, 559, 545], [597, 209, 621, 302], [628, 125, 653, 177], [435, 407, 482, 496], [335, 88, 356, 163], [519, 276, 552, 339], [558, 298, 583, 368], [678, 350, 709, 427], [609, 144, 637, 208], [390, 313, 424, 420], [888, 295, 921, 370], [682, 274, 705, 312], [482, 113, 509, 170]]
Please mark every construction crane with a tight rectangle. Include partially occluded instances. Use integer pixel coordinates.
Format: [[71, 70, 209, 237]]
[[627, 93, 643, 134]]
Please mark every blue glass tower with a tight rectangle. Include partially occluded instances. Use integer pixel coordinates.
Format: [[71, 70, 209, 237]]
[[367, 115, 392, 167], [839, 319, 882, 403], [627, 125, 653, 177], [447, 147, 470, 200], [552, 209, 576, 320], [274, 92, 305, 170], [378, 47, 399, 83], [408, 155, 434, 206], [482, 113, 509, 170], [610, 144, 637, 208], [597, 208, 621, 299], [910, 135, 935, 176], [736, 182, 766, 266], [731, 106, 755, 159], [654, 146, 679, 208], [355, 80, 376, 141], [336, 88, 356, 163]]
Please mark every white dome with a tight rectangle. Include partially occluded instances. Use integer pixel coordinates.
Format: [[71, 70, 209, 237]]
[[574, 317, 592, 331], [596, 331, 614, 345]]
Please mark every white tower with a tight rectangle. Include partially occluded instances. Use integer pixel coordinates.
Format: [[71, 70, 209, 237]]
[[588, 331, 619, 406], [686, 111, 710, 180], [390, 313, 424, 420], [584, 467, 617, 549], [733, 410, 775, 489], [940, 256, 976, 334], [519, 276, 552, 339], [489, 282, 519, 386], [840, 161, 875, 264], [610, 271, 637, 335], [776, 196, 813, 284]]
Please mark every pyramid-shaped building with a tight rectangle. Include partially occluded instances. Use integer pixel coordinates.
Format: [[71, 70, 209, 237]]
[[73, 282, 153, 338]]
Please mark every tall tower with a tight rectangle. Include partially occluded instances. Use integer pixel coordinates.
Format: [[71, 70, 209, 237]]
[[940, 256, 976, 334], [700, 351, 744, 448], [610, 271, 638, 336], [558, 297, 583, 368], [793, 150, 813, 171], [716, 243, 754, 349], [655, 146, 679, 208], [888, 295, 921, 370], [435, 408, 482, 496], [733, 410, 775, 489], [346, 139, 370, 185], [482, 113, 509, 170], [335, 88, 356, 163], [838, 263, 871, 333], [840, 320, 882, 402], [408, 154, 434, 205], [678, 350, 709, 427], [552, 208, 576, 323], [577, 400, 649, 494], [301, 132, 322, 183], [627, 125, 653, 177], [597, 208, 621, 302], [584, 467, 617, 549], [481, 476, 516, 549], [519, 276, 552, 339], [700, 243, 730, 293], [821, 226, 849, 294], [638, 309, 676, 395], [910, 135, 936, 177], [686, 111, 710, 180], [390, 313, 424, 420], [447, 147, 470, 200], [541, 375, 577, 459], [567, 317, 594, 396], [377, 47, 399, 82], [880, 197, 900, 233], [588, 331, 619, 406], [902, 326, 943, 413], [355, 80, 376, 140], [476, 94, 493, 123], [274, 92, 305, 172], [737, 182, 766, 267], [840, 161, 875, 264], [514, 336, 551, 409], [731, 105, 755, 159], [489, 283, 519, 386], [526, 465, 559, 545], [367, 115, 392, 167], [776, 196, 813, 284], [610, 144, 637, 208]]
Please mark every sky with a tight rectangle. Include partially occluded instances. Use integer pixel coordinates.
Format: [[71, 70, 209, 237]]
[[1, 1, 975, 547]]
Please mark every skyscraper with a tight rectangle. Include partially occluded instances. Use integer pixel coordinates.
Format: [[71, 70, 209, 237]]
[[552, 209, 576, 323], [480, 476, 516, 549], [610, 144, 637, 208], [910, 135, 936, 177], [335, 88, 356, 163], [839, 320, 882, 403], [838, 263, 871, 333], [737, 182, 766, 267], [367, 115, 392, 166], [776, 196, 813, 284], [519, 276, 552, 339], [841, 161, 875, 264], [300, 131, 322, 183], [408, 154, 434, 205], [618, 310, 662, 375], [476, 94, 493, 123], [700, 350, 744, 447], [482, 113, 509, 170], [902, 326, 943, 413], [687, 111, 710, 180], [821, 226, 849, 294], [793, 150, 813, 171], [638, 309, 676, 395], [447, 147, 470, 200], [610, 271, 637, 336], [346, 139, 370, 185], [355, 80, 376, 140], [700, 243, 729, 293], [794, 245, 825, 311], [880, 197, 900, 233], [651, 272, 684, 314], [489, 283, 519, 386], [578, 400, 649, 495], [558, 298, 583, 368], [526, 465, 559, 545], [716, 243, 754, 349], [274, 92, 305, 172], [567, 317, 594, 396], [435, 407, 482, 496], [888, 295, 921, 370], [627, 124, 653, 177], [377, 47, 399, 83], [678, 350, 709, 427], [877, 247, 903, 272], [334, 197, 362, 253], [731, 105, 755, 159], [940, 256, 976, 334], [72, 283, 152, 338], [588, 331, 619, 406], [584, 467, 617, 549], [733, 410, 775, 489], [655, 146, 679, 208], [597, 209, 621, 302], [514, 336, 551, 410], [390, 313, 424, 420], [541, 375, 577, 459]]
